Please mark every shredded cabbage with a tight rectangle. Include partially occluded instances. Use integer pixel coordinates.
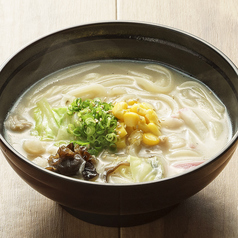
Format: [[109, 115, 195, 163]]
[[32, 98, 118, 155], [106, 155, 164, 183], [31, 98, 69, 140], [129, 156, 163, 182]]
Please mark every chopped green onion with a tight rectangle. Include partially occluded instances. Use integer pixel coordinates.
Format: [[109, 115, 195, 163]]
[[85, 126, 95, 135], [106, 133, 117, 143], [67, 98, 118, 155]]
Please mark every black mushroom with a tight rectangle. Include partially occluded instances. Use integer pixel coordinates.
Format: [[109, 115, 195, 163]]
[[46, 143, 98, 180]]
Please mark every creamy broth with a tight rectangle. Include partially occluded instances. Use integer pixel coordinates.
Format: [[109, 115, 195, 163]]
[[4, 61, 231, 183]]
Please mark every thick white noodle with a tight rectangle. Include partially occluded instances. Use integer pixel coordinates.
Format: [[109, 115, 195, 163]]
[[54, 64, 100, 81], [66, 83, 108, 99], [142, 64, 174, 93], [166, 149, 202, 161], [176, 81, 225, 119], [92, 74, 135, 85]]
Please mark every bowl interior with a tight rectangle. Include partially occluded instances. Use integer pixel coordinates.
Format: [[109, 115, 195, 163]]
[[0, 22, 238, 160]]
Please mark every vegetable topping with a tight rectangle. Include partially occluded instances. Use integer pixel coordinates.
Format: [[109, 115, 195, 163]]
[[32, 98, 118, 155], [67, 98, 118, 155], [32, 97, 164, 181], [112, 100, 161, 148], [46, 143, 98, 180]]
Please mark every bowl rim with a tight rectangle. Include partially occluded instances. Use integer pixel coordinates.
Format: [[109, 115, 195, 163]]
[[1, 20, 238, 187]]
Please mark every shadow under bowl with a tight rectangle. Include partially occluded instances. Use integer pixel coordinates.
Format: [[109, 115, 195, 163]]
[[0, 22, 238, 227]]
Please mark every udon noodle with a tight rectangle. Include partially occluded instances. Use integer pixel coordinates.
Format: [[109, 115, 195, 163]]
[[4, 61, 231, 183]]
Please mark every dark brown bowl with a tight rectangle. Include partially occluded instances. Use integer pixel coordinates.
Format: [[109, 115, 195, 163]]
[[0, 22, 238, 227]]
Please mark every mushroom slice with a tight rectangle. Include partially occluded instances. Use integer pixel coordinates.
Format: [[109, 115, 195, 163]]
[[103, 161, 130, 182]]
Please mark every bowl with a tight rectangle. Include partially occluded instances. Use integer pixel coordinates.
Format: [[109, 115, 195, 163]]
[[0, 22, 238, 227]]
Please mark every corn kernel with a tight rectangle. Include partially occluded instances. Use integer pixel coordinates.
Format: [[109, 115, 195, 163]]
[[139, 116, 146, 123], [140, 102, 154, 110], [116, 136, 127, 149], [138, 123, 149, 133], [142, 133, 160, 146], [138, 117, 150, 133], [112, 102, 128, 120], [116, 122, 127, 138], [147, 122, 161, 136], [124, 112, 140, 127], [127, 99, 138, 106], [130, 104, 147, 116], [145, 109, 159, 124]]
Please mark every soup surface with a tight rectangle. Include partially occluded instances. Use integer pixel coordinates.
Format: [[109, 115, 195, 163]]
[[4, 61, 231, 183]]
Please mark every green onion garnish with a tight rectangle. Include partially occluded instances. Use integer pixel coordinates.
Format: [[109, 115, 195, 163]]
[[67, 98, 118, 155]]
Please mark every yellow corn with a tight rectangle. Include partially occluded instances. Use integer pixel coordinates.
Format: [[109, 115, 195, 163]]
[[138, 116, 150, 133], [127, 99, 138, 106], [113, 100, 162, 149], [142, 133, 160, 146], [116, 122, 127, 138], [130, 104, 148, 116], [147, 122, 161, 136], [140, 102, 154, 110], [139, 115, 146, 123], [116, 136, 127, 149], [112, 102, 128, 120], [145, 109, 159, 125], [124, 112, 140, 128]]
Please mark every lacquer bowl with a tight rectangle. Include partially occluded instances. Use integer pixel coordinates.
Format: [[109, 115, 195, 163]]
[[0, 22, 238, 227]]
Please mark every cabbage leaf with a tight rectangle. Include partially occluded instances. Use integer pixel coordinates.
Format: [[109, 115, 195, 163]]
[[31, 98, 72, 141], [107, 156, 164, 183], [129, 156, 163, 182]]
